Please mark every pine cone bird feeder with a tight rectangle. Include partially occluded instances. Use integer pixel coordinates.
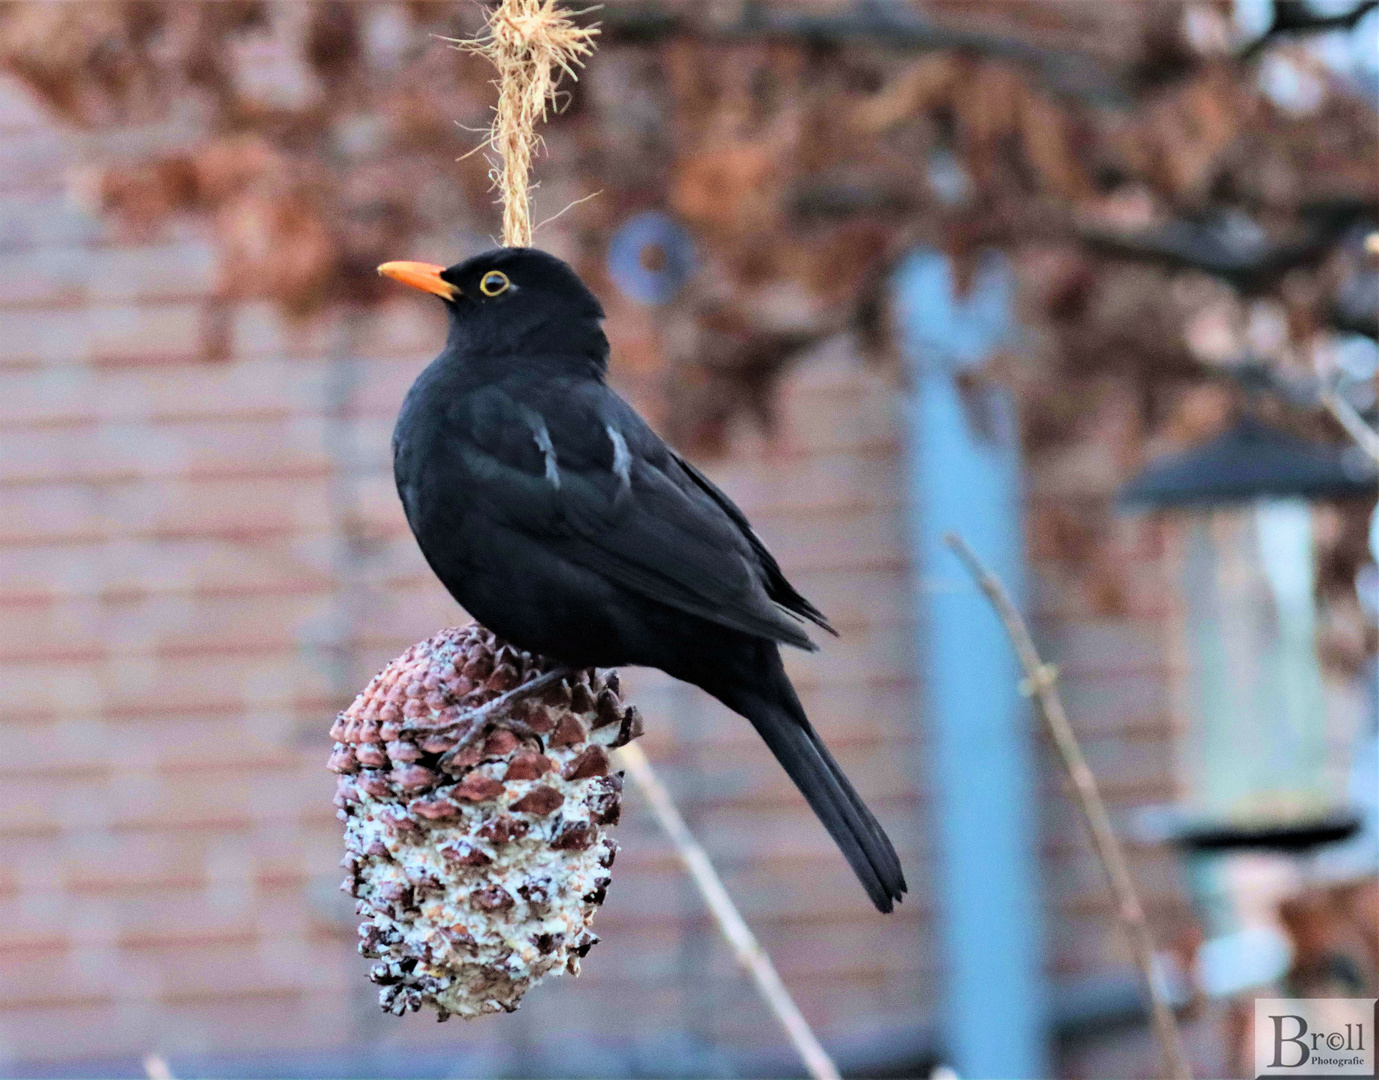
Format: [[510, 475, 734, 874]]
[[329, 623, 643, 1019]]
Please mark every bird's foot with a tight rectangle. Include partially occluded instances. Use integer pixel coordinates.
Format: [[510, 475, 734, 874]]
[[436, 665, 575, 769]]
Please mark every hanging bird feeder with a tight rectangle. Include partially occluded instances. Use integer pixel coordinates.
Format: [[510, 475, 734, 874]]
[[1121, 415, 1375, 838], [1121, 415, 1375, 997]]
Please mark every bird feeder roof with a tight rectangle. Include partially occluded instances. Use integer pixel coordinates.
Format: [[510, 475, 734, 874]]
[[1118, 416, 1377, 509]]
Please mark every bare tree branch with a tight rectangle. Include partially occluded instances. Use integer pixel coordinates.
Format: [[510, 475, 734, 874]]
[[943, 533, 1193, 1080], [1320, 384, 1379, 467], [1079, 204, 1372, 294], [593, 0, 1130, 104], [617, 742, 842, 1080], [1240, 0, 1378, 60]]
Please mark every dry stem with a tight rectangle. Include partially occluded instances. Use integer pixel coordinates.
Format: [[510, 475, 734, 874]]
[[1320, 385, 1379, 468], [447, 0, 598, 248], [943, 533, 1193, 1080], [617, 742, 842, 1080]]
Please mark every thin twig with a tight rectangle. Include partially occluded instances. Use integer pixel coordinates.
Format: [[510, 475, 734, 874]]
[[616, 742, 842, 1080], [1319, 385, 1379, 468], [943, 533, 1193, 1080]]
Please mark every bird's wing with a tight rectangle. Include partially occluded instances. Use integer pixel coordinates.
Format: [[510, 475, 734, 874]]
[[455, 378, 821, 649], [667, 449, 836, 635]]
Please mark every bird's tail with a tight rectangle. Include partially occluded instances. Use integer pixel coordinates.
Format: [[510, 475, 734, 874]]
[[704, 645, 907, 913]]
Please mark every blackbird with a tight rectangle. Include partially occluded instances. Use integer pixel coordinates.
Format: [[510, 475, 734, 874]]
[[379, 247, 906, 912]]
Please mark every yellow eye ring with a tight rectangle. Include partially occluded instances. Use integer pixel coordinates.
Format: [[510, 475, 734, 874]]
[[479, 270, 510, 297]]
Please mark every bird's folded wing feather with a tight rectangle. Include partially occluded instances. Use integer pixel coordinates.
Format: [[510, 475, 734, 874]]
[[456, 381, 819, 649], [668, 449, 835, 635]]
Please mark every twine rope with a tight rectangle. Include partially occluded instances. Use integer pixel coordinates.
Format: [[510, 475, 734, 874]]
[[448, 0, 598, 247]]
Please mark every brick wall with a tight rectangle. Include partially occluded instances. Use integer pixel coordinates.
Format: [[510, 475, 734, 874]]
[[0, 57, 1200, 1073], [0, 68, 936, 1072], [1026, 380, 1193, 988]]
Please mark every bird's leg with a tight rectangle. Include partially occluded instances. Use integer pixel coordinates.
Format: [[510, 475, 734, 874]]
[[435, 665, 575, 770], [459, 666, 575, 737]]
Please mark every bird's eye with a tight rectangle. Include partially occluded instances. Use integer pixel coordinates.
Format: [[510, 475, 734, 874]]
[[479, 270, 510, 297]]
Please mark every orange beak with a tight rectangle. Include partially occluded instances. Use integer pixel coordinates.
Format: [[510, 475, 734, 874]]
[[377, 261, 460, 299]]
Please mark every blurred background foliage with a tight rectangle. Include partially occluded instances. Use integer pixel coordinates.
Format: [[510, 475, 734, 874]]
[[1, 0, 1374, 449]]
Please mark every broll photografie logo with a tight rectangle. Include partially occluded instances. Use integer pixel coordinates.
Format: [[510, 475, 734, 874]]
[[1255, 999, 1378, 1079]]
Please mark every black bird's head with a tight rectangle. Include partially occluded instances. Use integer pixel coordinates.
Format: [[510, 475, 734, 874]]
[[378, 247, 608, 369]]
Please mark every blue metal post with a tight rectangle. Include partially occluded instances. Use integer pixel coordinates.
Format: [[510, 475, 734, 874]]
[[895, 247, 1048, 1079]]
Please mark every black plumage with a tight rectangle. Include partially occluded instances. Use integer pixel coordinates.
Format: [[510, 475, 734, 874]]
[[383, 247, 906, 912]]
